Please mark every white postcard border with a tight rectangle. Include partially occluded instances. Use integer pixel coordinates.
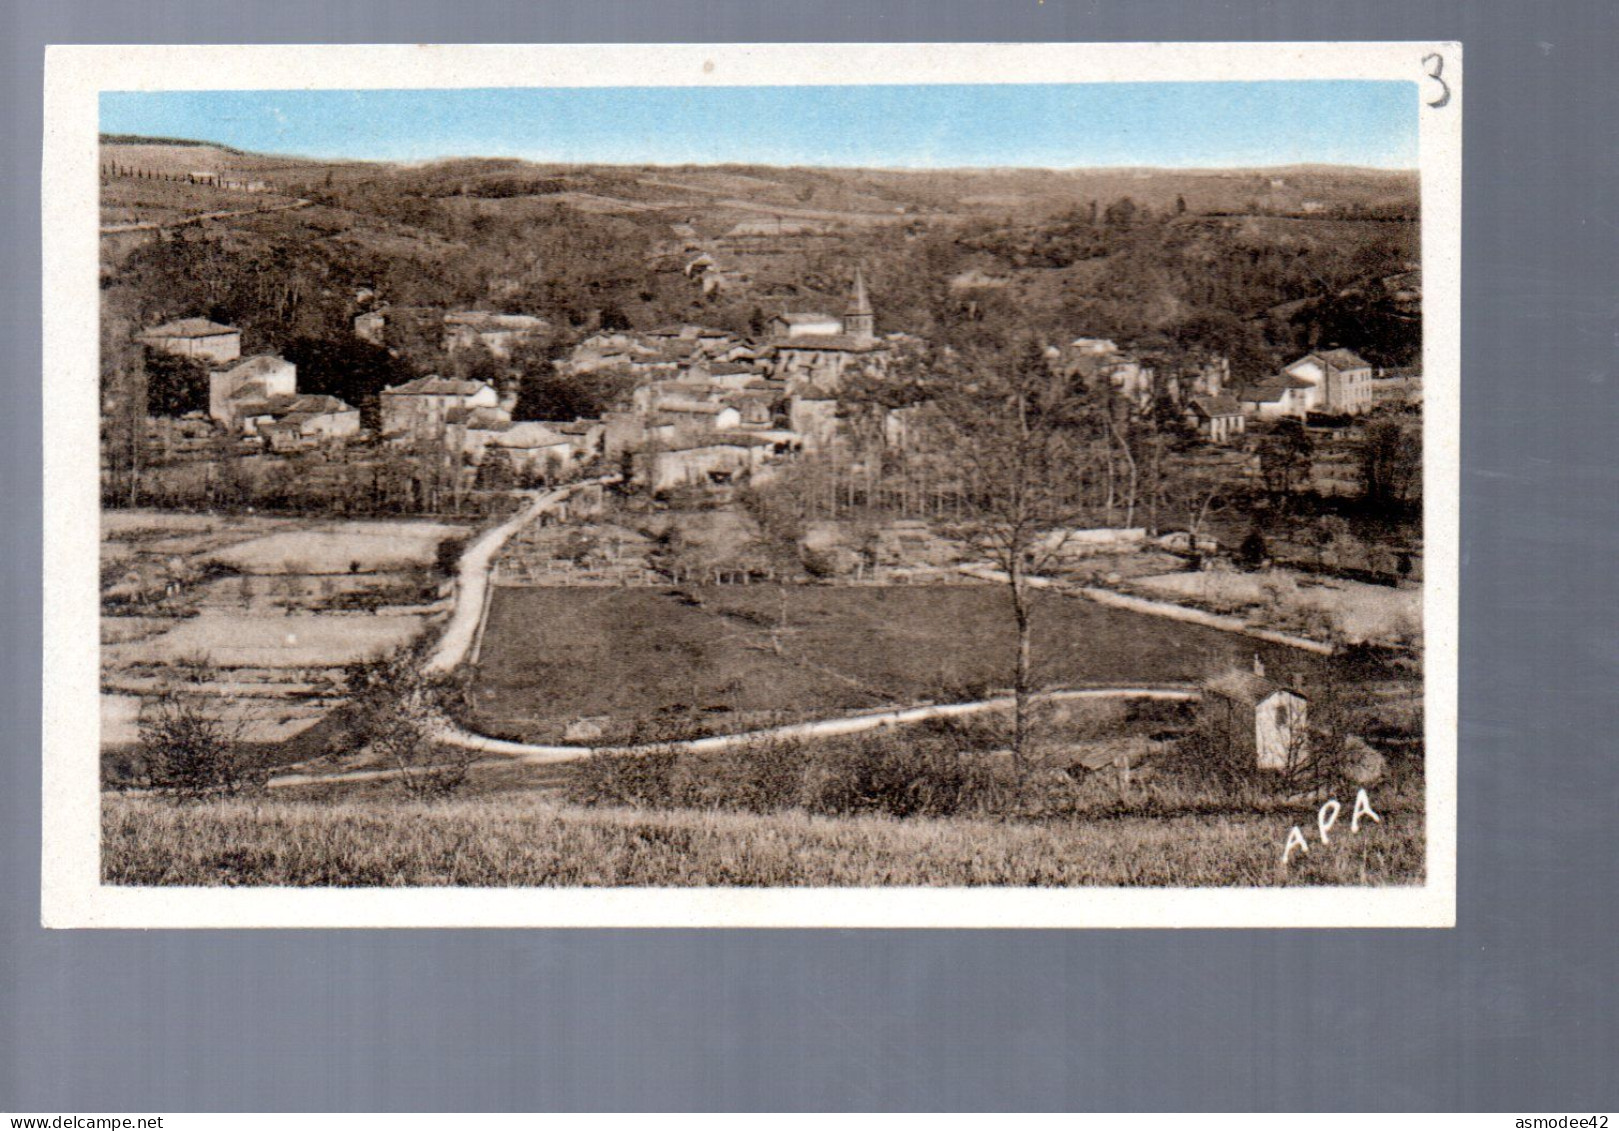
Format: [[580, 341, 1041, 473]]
[[43, 41, 1460, 928]]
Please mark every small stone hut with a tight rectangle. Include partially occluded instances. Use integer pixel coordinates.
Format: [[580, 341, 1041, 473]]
[[1202, 667, 1309, 771]]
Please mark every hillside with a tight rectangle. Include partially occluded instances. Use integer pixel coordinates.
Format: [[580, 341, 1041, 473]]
[[100, 135, 1422, 374]]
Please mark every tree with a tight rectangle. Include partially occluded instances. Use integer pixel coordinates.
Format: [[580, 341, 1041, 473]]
[[282, 336, 417, 431], [137, 685, 263, 801], [930, 338, 1093, 780], [1256, 418, 1315, 504], [101, 316, 148, 507], [1237, 529, 1268, 570], [142, 348, 210, 417], [343, 648, 478, 799], [1358, 417, 1422, 513]]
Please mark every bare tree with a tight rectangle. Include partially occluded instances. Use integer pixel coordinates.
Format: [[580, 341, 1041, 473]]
[[343, 648, 479, 799], [930, 338, 1094, 779]]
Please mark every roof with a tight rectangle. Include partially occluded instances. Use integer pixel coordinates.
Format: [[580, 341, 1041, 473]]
[[771, 334, 886, 353], [1188, 395, 1243, 418], [1310, 348, 1372, 371], [237, 394, 355, 419], [444, 405, 512, 427], [772, 312, 839, 325], [656, 400, 734, 416], [444, 311, 548, 331], [382, 376, 495, 398], [1204, 670, 1305, 705], [493, 422, 569, 449], [140, 317, 239, 339], [286, 395, 353, 414], [707, 362, 758, 376], [1237, 373, 1314, 402], [655, 436, 770, 454], [215, 354, 291, 378]]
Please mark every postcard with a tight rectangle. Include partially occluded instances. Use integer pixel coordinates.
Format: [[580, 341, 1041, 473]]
[[43, 41, 1459, 926]]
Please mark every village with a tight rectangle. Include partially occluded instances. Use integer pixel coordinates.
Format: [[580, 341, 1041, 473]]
[[124, 264, 1421, 503]]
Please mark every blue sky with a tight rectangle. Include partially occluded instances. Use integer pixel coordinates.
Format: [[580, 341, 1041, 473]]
[[100, 82, 1417, 169]]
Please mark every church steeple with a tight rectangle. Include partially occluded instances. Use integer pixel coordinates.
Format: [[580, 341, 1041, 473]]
[[845, 265, 875, 342]]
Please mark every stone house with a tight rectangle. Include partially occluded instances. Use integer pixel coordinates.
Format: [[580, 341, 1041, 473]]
[[442, 311, 550, 358], [1282, 349, 1375, 416], [380, 376, 500, 438], [209, 355, 297, 427], [138, 318, 242, 364], [636, 435, 775, 494], [1184, 395, 1247, 443], [1202, 669, 1309, 771], [1235, 373, 1318, 420], [240, 394, 361, 443]]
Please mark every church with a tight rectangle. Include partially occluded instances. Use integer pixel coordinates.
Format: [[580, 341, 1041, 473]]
[[764, 267, 891, 393]]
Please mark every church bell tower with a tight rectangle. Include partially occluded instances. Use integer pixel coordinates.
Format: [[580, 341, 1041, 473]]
[[845, 265, 875, 342]]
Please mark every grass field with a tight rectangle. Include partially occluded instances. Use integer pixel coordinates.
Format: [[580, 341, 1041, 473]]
[[101, 793, 1423, 888], [205, 520, 465, 574], [105, 610, 428, 668], [470, 584, 1320, 741]]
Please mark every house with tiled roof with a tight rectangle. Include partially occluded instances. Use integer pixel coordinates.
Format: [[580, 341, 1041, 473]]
[[635, 435, 777, 494], [653, 399, 744, 434], [1183, 395, 1247, 443], [140, 317, 242, 365], [209, 355, 296, 427], [238, 394, 360, 444], [442, 311, 549, 358], [1282, 350, 1375, 416], [1234, 372, 1318, 420], [380, 376, 501, 437]]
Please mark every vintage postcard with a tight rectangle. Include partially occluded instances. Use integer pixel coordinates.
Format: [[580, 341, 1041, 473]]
[[42, 42, 1459, 927]]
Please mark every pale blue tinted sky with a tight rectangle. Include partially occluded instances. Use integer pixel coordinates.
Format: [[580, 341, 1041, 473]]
[[100, 82, 1417, 169]]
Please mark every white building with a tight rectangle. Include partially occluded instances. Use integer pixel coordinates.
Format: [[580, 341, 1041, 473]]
[[1203, 670, 1309, 772], [1283, 349, 1375, 416]]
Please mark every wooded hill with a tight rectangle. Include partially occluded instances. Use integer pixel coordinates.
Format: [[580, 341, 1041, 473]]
[[101, 136, 1421, 407]]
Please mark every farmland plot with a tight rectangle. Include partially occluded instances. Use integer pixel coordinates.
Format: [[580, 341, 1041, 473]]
[[100, 510, 464, 760], [206, 520, 466, 574], [108, 611, 429, 669], [471, 584, 1319, 742]]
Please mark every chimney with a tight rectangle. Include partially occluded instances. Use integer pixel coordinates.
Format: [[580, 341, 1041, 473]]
[[1252, 654, 1266, 680]]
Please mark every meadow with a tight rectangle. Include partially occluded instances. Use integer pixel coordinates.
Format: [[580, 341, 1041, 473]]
[[101, 792, 1424, 888], [470, 584, 1321, 742]]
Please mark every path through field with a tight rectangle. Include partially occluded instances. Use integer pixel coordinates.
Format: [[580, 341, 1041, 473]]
[[422, 478, 613, 674]]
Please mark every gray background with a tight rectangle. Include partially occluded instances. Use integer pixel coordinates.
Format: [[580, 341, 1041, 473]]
[[4, 0, 1616, 1113]]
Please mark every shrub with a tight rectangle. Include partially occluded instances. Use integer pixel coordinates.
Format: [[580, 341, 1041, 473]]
[[801, 731, 1003, 818], [568, 747, 682, 808], [136, 687, 265, 801]]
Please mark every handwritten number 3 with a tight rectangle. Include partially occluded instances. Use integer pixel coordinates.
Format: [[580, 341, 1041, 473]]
[[1423, 53, 1450, 108]]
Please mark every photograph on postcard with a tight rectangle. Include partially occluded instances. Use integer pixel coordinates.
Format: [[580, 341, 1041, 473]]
[[42, 43, 1459, 926]]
